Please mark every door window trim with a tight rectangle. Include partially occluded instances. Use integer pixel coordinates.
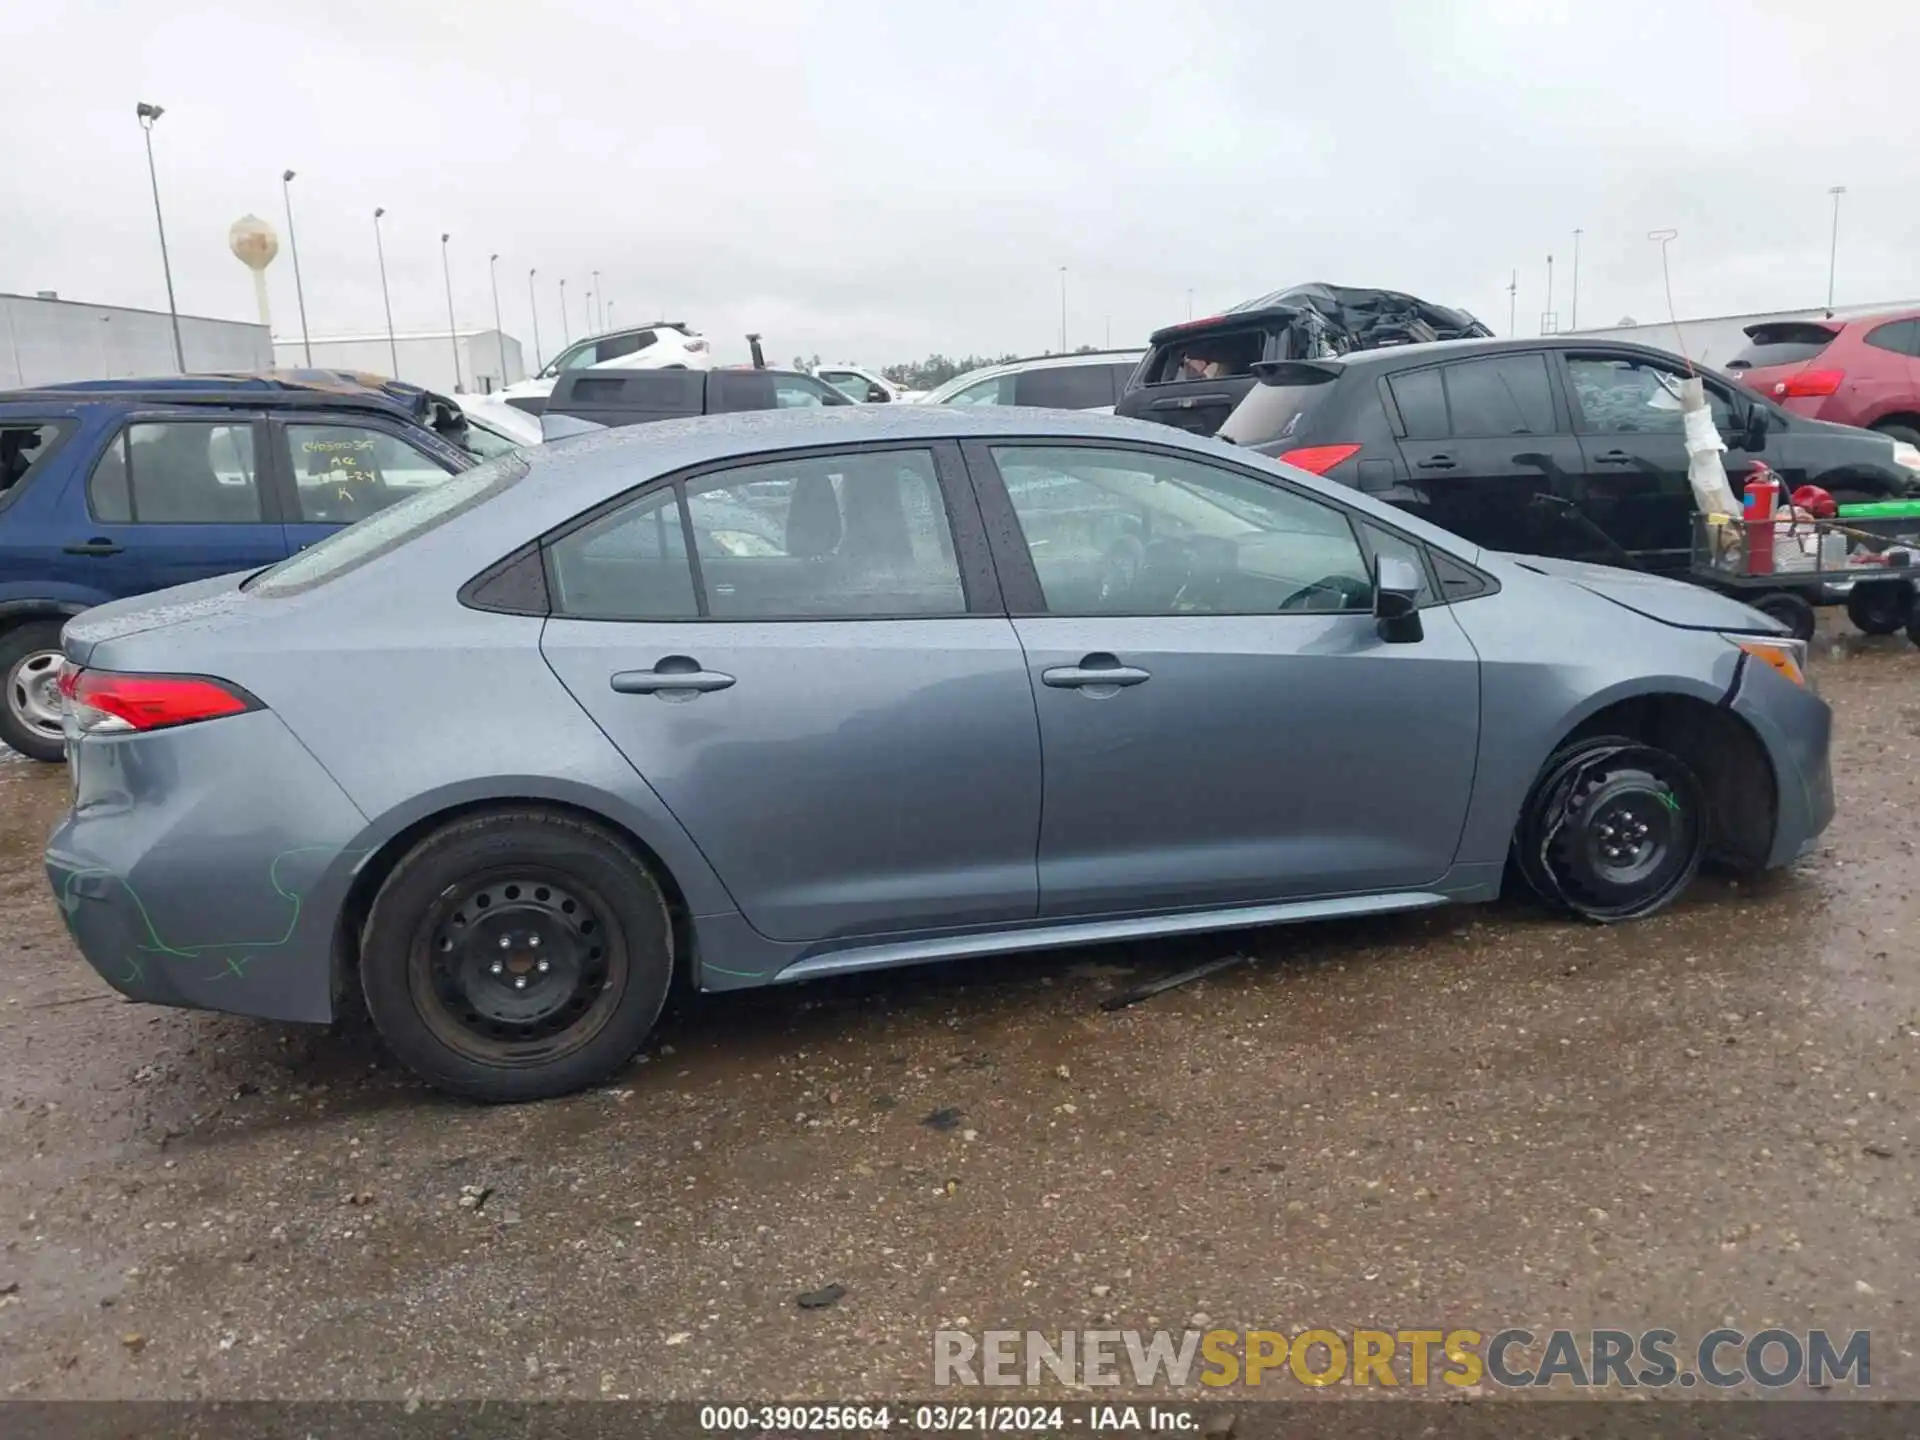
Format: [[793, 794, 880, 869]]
[[86, 413, 280, 525], [959, 435, 1463, 617], [533, 438, 1003, 622]]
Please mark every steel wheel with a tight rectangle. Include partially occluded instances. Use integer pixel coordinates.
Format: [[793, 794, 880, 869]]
[[6, 648, 64, 743], [408, 869, 628, 1068], [1517, 738, 1706, 923]]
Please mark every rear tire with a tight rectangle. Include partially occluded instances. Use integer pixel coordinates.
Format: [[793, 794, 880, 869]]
[[1846, 580, 1911, 636], [1514, 736, 1707, 923], [0, 620, 68, 763], [360, 809, 674, 1102], [1751, 590, 1817, 642]]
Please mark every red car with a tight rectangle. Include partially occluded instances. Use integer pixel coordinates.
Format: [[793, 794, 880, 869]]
[[1726, 310, 1920, 446]]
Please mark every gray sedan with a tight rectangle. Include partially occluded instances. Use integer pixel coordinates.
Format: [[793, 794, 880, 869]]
[[45, 407, 1832, 1101]]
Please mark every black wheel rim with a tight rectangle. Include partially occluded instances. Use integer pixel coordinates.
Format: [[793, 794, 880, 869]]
[[407, 869, 627, 1067], [1522, 743, 1706, 923]]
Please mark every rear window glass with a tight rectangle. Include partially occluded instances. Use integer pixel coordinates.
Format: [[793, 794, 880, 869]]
[[1147, 328, 1268, 384], [0, 420, 75, 509], [1727, 323, 1837, 370], [1216, 373, 1340, 445], [1013, 365, 1118, 409], [246, 453, 529, 596]]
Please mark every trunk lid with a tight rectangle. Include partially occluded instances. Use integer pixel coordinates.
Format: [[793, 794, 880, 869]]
[[59, 572, 256, 667]]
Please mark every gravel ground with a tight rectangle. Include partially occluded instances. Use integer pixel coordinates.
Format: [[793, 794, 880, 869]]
[[1, 627, 1916, 1402]]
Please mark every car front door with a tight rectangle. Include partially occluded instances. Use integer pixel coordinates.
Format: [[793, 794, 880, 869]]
[[1386, 352, 1586, 558], [59, 414, 287, 598], [270, 418, 465, 554], [538, 441, 1042, 943], [1560, 351, 1753, 574], [966, 439, 1481, 919]]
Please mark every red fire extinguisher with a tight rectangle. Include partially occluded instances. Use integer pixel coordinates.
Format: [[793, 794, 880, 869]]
[[1743, 465, 1782, 575]]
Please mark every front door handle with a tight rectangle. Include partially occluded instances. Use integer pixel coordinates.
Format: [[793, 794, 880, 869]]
[[610, 658, 736, 697], [63, 538, 124, 556], [1414, 454, 1456, 471], [1594, 449, 1636, 465], [1042, 654, 1151, 691]]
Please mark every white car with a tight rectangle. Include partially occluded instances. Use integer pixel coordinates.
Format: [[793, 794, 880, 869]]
[[455, 392, 544, 455], [919, 349, 1144, 413], [815, 363, 923, 404], [498, 322, 713, 406]]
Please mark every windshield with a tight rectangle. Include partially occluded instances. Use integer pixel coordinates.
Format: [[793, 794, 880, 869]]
[[245, 453, 530, 595]]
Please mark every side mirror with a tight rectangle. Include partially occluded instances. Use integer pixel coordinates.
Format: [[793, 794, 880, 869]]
[[1373, 553, 1424, 643], [867, 386, 891, 403]]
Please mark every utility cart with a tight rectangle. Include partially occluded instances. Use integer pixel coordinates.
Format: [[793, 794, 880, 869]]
[[1690, 508, 1920, 643]]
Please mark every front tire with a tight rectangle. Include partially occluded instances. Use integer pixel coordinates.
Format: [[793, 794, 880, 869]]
[[360, 809, 674, 1102], [1515, 736, 1707, 923], [1751, 590, 1816, 642], [0, 620, 69, 763]]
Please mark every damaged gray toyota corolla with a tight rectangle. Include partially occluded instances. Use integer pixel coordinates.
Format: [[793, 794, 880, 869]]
[[44, 406, 1833, 1102]]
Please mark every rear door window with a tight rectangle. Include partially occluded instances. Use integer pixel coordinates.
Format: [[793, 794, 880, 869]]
[[285, 422, 458, 524], [88, 421, 265, 523], [1388, 370, 1448, 438], [1440, 354, 1555, 436], [0, 420, 75, 510], [1013, 365, 1119, 409], [1864, 319, 1920, 359], [1727, 323, 1838, 370]]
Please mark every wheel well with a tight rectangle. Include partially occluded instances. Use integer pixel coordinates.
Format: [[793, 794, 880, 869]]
[[332, 797, 697, 1010], [1871, 414, 1920, 436], [1559, 693, 1775, 871]]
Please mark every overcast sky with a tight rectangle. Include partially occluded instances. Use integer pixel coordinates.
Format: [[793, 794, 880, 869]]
[[5, 0, 1915, 368]]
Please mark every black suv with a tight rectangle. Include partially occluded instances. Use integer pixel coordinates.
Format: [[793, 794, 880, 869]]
[[1215, 335, 1920, 578], [1116, 284, 1491, 439]]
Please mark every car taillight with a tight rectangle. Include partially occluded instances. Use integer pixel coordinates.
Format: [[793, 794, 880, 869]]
[[1774, 369, 1844, 398], [1277, 444, 1363, 475], [57, 664, 256, 735]]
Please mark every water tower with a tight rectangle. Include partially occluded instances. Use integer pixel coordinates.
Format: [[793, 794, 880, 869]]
[[228, 215, 279, 331]]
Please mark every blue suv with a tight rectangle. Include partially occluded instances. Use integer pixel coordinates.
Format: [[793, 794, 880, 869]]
[[0, 374, 477, 760]]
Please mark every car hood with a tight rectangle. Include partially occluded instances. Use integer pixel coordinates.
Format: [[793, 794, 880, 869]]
[[1493, 554, 1785, 634]]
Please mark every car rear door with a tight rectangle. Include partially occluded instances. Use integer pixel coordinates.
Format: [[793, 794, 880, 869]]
[[267, 415, 467, 554], [964, 438, 1481, 918], [1387, 351, 1587, 559], [57, 412, 288, 598], [538, 440, 1042, 943]]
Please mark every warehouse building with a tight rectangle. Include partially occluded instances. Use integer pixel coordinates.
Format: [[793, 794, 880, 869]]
[[271, 329, 526, 395], [1, 291, 270, 388]]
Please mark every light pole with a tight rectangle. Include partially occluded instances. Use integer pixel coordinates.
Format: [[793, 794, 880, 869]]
[[593, 270, 602, 330], [440, 233, 463, 391], [1827, 185, 1846, 311], [373, 207, 399, 378], [1507, 270, 1518, 337], [1187, 288, 1194, 321], [607, 300, 616, 327], [281, 169, 312, 365], [135, 103, 186, 372], [527, 268, 542, 371], [488, 253, 507, 391], [1570, 227, 1583, 330], [559, 278, 569, 346], [1058, 266, 1067, 353]]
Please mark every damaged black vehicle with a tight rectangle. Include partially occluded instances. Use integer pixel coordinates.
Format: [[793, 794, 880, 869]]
[[1114, 283, 1493, 439]]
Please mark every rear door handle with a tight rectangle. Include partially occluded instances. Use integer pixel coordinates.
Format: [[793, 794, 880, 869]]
[[610, 659, 736, 696], [1042, 655, 1151, 690], [1594, 450, 1636, 465], [1414, 454, 1456, 471], [63, 539, 124, 556]]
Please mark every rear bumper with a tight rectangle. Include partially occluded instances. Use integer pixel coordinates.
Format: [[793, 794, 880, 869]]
[[44, 709, 368, 1024], [1728, 655, 1835, 868]]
